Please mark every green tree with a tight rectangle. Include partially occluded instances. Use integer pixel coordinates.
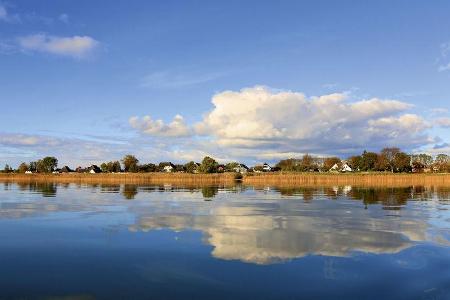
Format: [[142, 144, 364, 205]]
[[122, 155, 139, 172], [29, 161, 37, 172], [224, 162, 240, 172], [411, 154, 433, 168], [360, 151, 378, 171], [101, 161, 122, 172], [198, 156, 219, 173], [3, 164, 12, 173], [139, 163, 157, 173], [174, 164, 185, 172], [18, 162, 29, 173], [394, 152, 412, 172], [184, 161, 199, 173], [36, 157, 58, 173]]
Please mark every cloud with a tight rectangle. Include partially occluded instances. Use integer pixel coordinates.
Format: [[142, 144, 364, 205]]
[[17, 34, 99, 58], [0, 133, 60, 147], [129, 114, 192, 137], [141, 71, 224, 89], [130, 86, 434, 160], [433, 143, 449, 150], [0, 4, 19, 22], [58, 13, 69, 23], [438, 42, 450, 71], [429, 108, 449, 115], [436, 117, 450, 128], [0, 5, 6, 21], [194, 86, 427, 151]]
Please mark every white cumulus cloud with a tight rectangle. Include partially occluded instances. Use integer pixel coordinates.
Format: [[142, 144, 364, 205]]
[[131, 86, 434, 158], [17, 34, 99, 58], [129, 114, 192, 137]]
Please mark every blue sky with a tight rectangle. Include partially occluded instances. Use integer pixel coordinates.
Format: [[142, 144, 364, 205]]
[[1, 0, 450, 167]]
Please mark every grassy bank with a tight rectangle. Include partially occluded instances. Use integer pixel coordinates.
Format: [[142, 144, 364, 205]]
[[0, 172, 236, 185], [1, 172, 450, 188], [243, 172, 450, 187]]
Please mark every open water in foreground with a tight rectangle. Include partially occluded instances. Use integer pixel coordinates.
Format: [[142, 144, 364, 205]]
[[0, 182, 449, 299]]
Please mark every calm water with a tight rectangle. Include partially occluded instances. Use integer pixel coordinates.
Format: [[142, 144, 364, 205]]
[[0, 182, 449, 300]]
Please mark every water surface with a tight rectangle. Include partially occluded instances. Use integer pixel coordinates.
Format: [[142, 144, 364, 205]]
[[0, 182, 449, 299]]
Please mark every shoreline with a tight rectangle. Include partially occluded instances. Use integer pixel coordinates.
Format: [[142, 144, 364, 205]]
[[0, 172, 449, 187]]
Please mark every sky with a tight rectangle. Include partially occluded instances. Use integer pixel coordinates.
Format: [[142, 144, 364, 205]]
[[1, 0, 450, 167]]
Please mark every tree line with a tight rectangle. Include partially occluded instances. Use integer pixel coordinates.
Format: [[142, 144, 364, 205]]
[[274, 148, 450, 173], [2, 148, 450, 174]]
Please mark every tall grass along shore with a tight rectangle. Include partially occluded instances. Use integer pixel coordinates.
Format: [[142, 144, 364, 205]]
[[1, 172, 450, 187]]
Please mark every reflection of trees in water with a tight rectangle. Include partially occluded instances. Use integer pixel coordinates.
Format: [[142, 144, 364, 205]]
[[348, 188, 410, 210], [122, 185, 138, 200], [100, 184, 121, 193], [202, 187, 218, 199], [16, 182, 57, 197], [2, 182, 450, 205]]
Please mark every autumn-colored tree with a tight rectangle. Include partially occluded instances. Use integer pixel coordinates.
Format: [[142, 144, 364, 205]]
[[275, 158, 299, 171], [380, 147, 400, 172], [324, 157, 342, 171], [299, 154, 316, 171], [347, 155, 361, 171]]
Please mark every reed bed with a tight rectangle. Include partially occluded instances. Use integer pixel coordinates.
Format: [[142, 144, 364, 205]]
[[0, 172, 236, 186], [1, 172, 450, 188], [243, 172, 450, 188]]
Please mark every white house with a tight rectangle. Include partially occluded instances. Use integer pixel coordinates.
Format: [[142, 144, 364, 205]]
[[341, 163, 353, 172], [25, 171, 33, 174], [233, 164, 249, 173], [329, 163, 352, 172], [330, 163, 340, 172], [262, 163, 272, 172], [163, 165, 174, 173]]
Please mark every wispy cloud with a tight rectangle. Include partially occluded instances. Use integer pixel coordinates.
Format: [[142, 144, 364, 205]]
[[437, 42, 450, 72], [58, 13, 69, 24], [17, 34, 99, 59], [436, 117, 450, 128], [0, 3, 20, 23], [140, 70, 225, 89]]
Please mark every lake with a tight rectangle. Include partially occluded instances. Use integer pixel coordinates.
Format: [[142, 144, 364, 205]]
[[0, 182, 449, 299]]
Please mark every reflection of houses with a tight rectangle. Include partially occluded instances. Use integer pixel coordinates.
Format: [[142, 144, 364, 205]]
[[233, 164, 249, 173]]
